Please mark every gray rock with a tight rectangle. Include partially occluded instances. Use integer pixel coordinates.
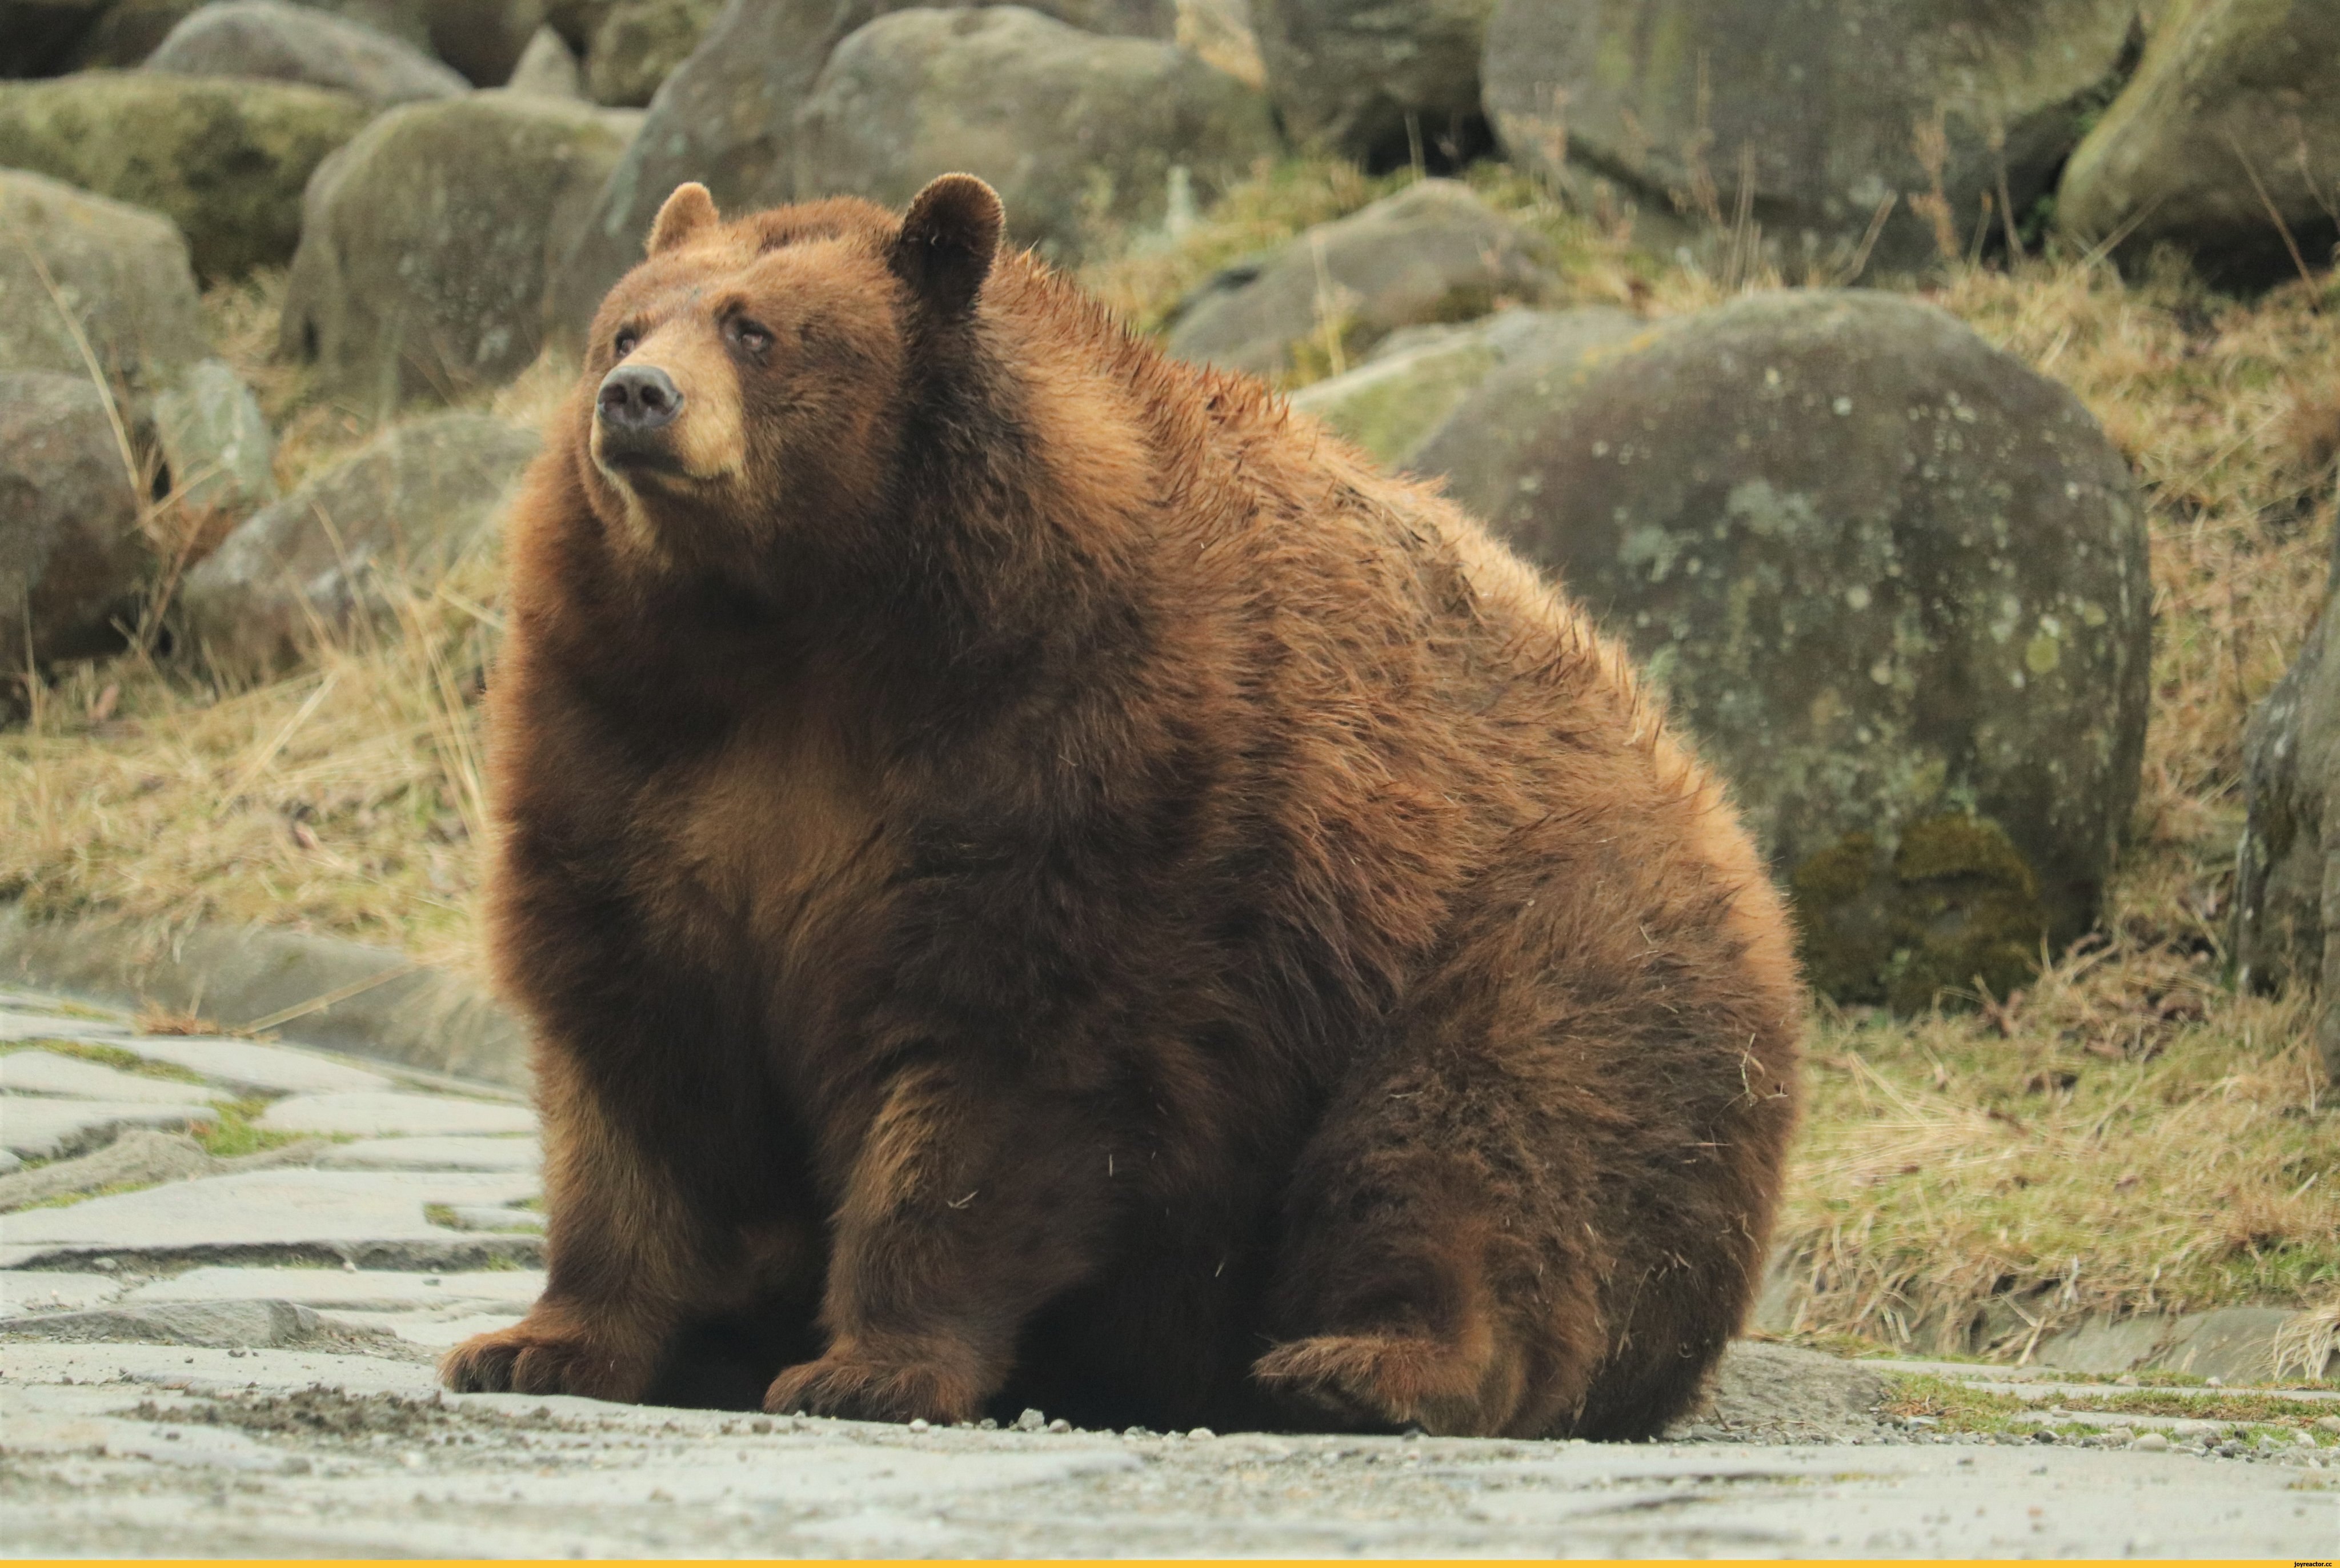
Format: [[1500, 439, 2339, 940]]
[[583, 0, 718, 106], [1693, 1341, 1892, 1434], [1411, 290, 2151, 1009], [318, 1136, 542, 1171], [97, 1034, 393, 1096], [550, 0, 1246, 334], [2059, 0, 2340, 288], [0, 1130, 217, 1213], [2, 1297, 324, 1347], [178, 411, 540, 672], [1176, 0, 1263, 87], [0, 70, 373, 280], [147, 0, 470, 102], [1167, 179, 1555, 380], [2234, 600, 2340, 1081], [1482, 0, 2146, 280], [0, 1150, 18, 1174], [0, 170, 207, 400], [257, 1093, 538, 1137], [123, 1263, 546, 1309], [0, 1098, 207, 1161], [0, 1050, 222, 1106], [281, 92, 629, 406], [1289, 306, 1639, 471], [796, 6, 1278, 264], [153, 358, 277, 530], [0, 1168, 543, 1266], [0, 372, 147, 671], [1252, 0, 1495, 167], [503, 21, 582, 97], [0, 1012, 133, 1043]]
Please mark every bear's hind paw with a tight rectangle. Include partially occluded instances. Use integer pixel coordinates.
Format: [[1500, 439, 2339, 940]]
[[1252, 1332, 1498, 1435], [763, 1347, 983, 1425], [440, 1318, 646, 1402]]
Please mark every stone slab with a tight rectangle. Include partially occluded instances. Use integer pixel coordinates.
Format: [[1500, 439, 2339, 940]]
[[0, 1348, 2331, 1558], [102, 1036, 393, 1096], [316, 1136, 540, 1172], [0, 1149, 18, 1174], [0, 1169, 540, 1268], [258, 1092, 536, 1137], [0, 1098, 206, 1160], [0, 1011, 131, 1043], [318, 1306, 527, 1349], [0, 1269, 125, 1317], [125, 1266, 545, 1312], [439, 1204, 544, 1233], [3, 1298, 323, 1348], [0, 1049, 224, 1105]]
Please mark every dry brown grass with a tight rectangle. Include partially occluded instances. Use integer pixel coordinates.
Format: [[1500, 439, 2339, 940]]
[[5, 159, 2337, 1349]]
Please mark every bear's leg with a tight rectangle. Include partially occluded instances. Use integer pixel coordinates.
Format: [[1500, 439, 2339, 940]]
[[763, 1064, 1109, 1423], [1254, 869, 1787, 1440], [1249, 1032, 1607, 1438], [442, 1057, 732, 1402]]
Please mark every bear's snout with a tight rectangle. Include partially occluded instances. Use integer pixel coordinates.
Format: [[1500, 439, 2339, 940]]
[[598, 364, 686, 459]]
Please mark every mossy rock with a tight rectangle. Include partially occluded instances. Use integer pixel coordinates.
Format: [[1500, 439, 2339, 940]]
[[0, 70, 371, 280], [1794, 815, 2048, 1011], [1412, 290, 2151, 1010], [582, 0, 720, 107], [1483, 0, 2145, 280], [2058, 0, 2340, 289], [1252, 0, 1498, 170], [281, 92, 628, 407], [0, 169, 206, 399]]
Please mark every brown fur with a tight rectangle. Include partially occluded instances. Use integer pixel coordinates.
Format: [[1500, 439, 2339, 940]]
[[441, 176, 1806, 1438]]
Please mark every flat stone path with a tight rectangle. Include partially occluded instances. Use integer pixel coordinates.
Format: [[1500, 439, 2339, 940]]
[[3, 983, 2335, 1557]]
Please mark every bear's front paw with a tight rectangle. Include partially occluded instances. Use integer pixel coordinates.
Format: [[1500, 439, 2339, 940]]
[[763, 1341, 984, 1425], [1252, 1333, 1497, 1435], [440, 1312, 650, 1402]]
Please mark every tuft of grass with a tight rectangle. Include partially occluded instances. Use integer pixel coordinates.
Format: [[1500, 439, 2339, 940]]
[[0, 1037, 209, 1084], [188, 1096, 303, 1160]]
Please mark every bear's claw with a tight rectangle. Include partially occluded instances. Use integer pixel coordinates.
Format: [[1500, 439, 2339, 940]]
[[763, 1350, 981, 1425]]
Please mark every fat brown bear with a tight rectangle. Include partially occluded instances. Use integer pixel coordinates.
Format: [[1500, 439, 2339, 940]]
[[441, 174, 1805, 1439]]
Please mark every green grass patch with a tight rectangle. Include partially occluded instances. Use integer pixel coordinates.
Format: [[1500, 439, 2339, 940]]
[[189, 1096, 303, 1160], [0, 1038, 209, 1083]]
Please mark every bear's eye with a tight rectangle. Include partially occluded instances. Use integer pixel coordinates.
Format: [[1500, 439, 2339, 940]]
[[613, 328, 639, 358], [727, 319, 773, 356]]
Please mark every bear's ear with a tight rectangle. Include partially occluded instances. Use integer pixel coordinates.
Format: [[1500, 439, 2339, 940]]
[[889, 174, 1003, 320], [647, 183, 719, 256]]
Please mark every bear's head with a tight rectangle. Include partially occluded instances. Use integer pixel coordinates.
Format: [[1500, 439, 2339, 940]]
[[573, 174, 1005, 585]]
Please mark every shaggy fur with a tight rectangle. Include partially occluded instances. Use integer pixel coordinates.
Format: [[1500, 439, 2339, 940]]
[[440, 175, 1805, 1438]]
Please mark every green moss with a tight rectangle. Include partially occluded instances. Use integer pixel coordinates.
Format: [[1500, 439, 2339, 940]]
[[189, 1096, 302, 1160], [0, 1038, 209, 1083], [1792, 813, 2049, 1011]]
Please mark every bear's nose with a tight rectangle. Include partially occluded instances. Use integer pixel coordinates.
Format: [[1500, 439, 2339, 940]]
[[597, 364, 684, 434]]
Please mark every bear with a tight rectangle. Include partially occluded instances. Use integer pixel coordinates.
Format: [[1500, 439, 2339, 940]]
[[440, 173, 1806, 1440]]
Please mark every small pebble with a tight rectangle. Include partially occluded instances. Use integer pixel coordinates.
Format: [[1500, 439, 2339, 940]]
[[2205, 1376, 2223, 1387], [2105, 1425, 2134, 1443], [2130, 1432, 2169, 1451], [1188, 1427, 1213, 1441], [1013, 1408, 1045, 1433], [2295, 1430, 2317, 1448], [1045, 1419, 1071, 1434], [750, 1418, 771, 1434], [2317, 1416, 2340, 1435], [907, 1418, 929, 1433]]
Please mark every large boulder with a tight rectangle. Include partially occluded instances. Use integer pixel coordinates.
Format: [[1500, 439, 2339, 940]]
[[0, 372, 147, 671], [146, 0, 470, 103], [281, 92, 631, 408], [2234, 599, 2340, 1081], [2058, 0, 2340, 289], [503, 19, 580, 96], [1482, 0, 2147, 280], [1289, 304, 1638, 471], [1165, 178, 1554, 381], [0, 70, 370, 279], [582, 0, 718, 106], [547, 0, 1208, 336], [0, 170, 206, 399], [178, 411, 540, 671], [1409, 291, 2151, 1009], [795, 6, 1279, 264], [1252, 0, 1495, 168], [418, 0, 544, 84]]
